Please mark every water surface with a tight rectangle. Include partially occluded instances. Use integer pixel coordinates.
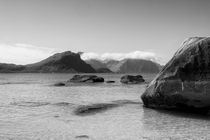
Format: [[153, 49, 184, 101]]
[[0, 73, 210, 140]]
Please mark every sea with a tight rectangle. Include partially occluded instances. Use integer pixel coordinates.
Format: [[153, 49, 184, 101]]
[[0, 73, 210, 140]]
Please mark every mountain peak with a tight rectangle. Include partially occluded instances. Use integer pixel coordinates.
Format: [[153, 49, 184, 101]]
[[0, 51, 96, 73]]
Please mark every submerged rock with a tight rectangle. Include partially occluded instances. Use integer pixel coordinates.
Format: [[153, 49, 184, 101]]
[[74, 103, 118, 116], [106, 80, 115, 83], [74, 100, 140, 116], [75, 135, 90, 139], [69, 75, 104, 83], [141, 37, 210, 113], [120, 75, 145, 84], [54, 82, 66, 86]]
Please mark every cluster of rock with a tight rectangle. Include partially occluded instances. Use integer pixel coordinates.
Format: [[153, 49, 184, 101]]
[[54, 74, 145, 86], [141, 37, 210, 114]]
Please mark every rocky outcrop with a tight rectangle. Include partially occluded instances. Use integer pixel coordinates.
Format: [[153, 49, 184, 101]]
[[141, 37, 210, 113], [120, 75, 145, 84], [69, 75, 104, 83]]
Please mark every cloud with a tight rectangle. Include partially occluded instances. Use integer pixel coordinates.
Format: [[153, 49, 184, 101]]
[[81, 51, 162, 63], [0, 43, 56, 65]]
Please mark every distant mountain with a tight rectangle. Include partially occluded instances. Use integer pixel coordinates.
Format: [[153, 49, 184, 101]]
[[0, 51, 162, 73], [0, 63, 25, 73], [0, 51, 96, 73], [85, 58, 162, 73], [113, 59, 161, 73], [85, 59, 107, 70], [105, 60, 121, 72], [96, 68, 113, 73], [85, 59, 114, 73]]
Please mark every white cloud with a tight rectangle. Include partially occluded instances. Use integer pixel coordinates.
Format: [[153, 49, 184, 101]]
[[81, 51, 163, 64], [0, 43, 56, 65]]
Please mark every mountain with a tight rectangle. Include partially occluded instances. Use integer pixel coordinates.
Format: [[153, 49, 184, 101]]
[[0, 51, 162, 73], [25, 51, 95, 73], [105, 60, 121, 72], [85, 59, 114, 73], [96, 68, 113, 73], [0, 63, 25, 73], [0, 51, 96, 73], [114, 59, 161, 73], [85, 59, 107, 70], [85, 58, 162, 73]]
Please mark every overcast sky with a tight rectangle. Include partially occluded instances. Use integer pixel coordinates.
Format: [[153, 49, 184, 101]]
[[0, 0, 209, 64]]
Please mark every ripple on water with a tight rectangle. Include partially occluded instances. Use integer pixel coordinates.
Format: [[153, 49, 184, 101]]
[[10, 101, 50, 107], [10, 101, 76, 108]]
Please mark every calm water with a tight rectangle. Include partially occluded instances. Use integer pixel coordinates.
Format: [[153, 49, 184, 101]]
[[0, 73, 210, 140]]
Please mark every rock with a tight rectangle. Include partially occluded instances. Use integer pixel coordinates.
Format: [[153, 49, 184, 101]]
[[69, 75, 104, 83], [141, 37, 210, 113], [106, 80, 115, 83], [120, 75, 145, 84], [54, 82, 66, 86], [93, 77, 104, 82], [74, 103, 118, 116]]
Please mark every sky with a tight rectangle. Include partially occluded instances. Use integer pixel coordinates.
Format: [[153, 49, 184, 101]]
[[0, 0, 209, 64]]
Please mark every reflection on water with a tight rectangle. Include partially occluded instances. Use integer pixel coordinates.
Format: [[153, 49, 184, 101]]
[[0, 73, 209, 140]]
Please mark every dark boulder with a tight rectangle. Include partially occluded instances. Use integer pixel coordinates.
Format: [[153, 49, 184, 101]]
[[120, 75, 145, 84], [93, 77, 104, 82], [69, 75, 104, 83], [141, 37, 210, 113]]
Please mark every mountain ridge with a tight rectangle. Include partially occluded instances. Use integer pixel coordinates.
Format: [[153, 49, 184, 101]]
[[0, 51, 163, 73], [0, 51, 95, 73], [85, 58, 162, 73]]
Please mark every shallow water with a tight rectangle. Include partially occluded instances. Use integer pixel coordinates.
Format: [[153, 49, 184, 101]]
[[0, 73, 210, 140]]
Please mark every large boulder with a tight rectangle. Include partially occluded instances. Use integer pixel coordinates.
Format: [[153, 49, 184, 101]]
[[120, 75, 145, 84], [141, 37, 210, 113], [69, 75, 104, 83]]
